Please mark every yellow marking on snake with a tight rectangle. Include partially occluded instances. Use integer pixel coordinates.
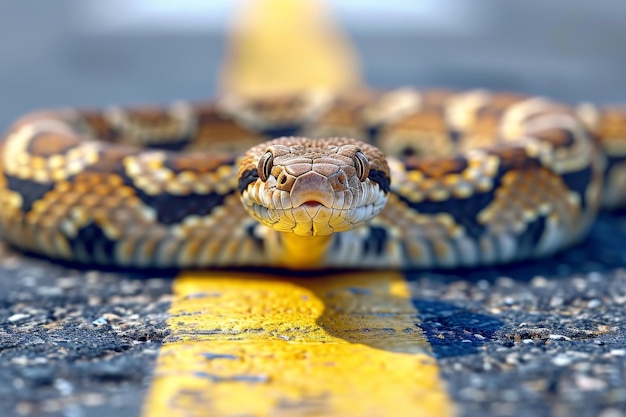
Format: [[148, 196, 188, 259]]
[[142, 271, 455, 417]]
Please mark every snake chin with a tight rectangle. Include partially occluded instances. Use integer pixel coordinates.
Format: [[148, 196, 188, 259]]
[[247, 201, 386, 236]]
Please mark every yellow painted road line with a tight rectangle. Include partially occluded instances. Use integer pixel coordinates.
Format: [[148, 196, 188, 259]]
[[220, 0, 361, 95], [143, 1, 453, 415], [142, 271, 455, 417]]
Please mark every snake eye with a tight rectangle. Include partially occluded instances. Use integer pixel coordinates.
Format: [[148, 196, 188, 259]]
[[353, 151, 370, 181], [257, 151, 274, 182]]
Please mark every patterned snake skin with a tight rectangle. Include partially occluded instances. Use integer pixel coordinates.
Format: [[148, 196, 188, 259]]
[[1, 88, 626, 269]]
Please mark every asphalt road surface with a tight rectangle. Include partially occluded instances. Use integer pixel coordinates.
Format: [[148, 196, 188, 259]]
[[1, 2, 626, 417]]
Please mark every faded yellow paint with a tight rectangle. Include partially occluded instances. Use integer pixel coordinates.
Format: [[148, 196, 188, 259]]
[[142, 272, 455, 417], [220, 0, 361, 95]]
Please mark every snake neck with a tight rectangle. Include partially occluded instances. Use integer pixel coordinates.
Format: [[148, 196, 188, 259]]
[[279, 232, 334, 269]]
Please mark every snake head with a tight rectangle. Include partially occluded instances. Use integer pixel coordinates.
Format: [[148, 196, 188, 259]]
[[239, 137, 390, 236]]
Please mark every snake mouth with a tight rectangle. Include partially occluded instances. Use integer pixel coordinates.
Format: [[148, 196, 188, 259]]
[[301, 200, 329, 210], [248, 200, 385, 236]]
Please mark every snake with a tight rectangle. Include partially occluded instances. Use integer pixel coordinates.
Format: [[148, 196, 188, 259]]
[[1, 88, 625, 270]]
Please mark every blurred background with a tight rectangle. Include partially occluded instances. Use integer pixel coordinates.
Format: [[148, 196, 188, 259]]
[[0, 0, 625, 128]]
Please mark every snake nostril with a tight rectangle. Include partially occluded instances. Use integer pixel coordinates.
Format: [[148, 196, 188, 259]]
[[276, 172, 292, 189]]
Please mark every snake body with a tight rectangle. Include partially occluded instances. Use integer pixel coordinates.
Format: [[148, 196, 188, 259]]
[[1, 89, 626, 269]]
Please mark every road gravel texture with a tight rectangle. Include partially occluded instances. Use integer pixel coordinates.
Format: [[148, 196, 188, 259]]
[[0, 245, 172, 417], [408, 212, 626, 417]]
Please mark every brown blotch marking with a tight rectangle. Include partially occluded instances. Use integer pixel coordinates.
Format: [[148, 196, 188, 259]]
[[126, 107, 173, 125], [193, 123, 262, 151], [405, 156, 468, 178], [249, 94, 303, 118], [194, 106, 264, 149], [493, 146, 542, 170], [226, 94, 312, 126], [317, 105, 361, 128], [163, 153, 232, 173], [387, 110, 448, 133], [532, 127, 574, 147], [80, 111, 117, 141], [472, 92, 530, 122], [27, 132, 81, 157], [468, 94, 529, 137]]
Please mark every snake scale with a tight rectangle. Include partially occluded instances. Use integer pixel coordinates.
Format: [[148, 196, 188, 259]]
[[1, 88, 626, 270]]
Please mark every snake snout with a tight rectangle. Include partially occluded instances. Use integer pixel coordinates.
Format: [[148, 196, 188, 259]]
[[290, 171, 336, 208]]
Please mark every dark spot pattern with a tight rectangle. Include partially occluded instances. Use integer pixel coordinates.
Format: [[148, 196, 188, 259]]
[[120, 173, 230, 226], [260, 125, 302, 139], [245, 222, 264, 250], [6, 176, 55, 212], [397, 187, 497, 241], [560, 165, 593, 210], [144, 138, 193, 151], [515, 215, 548, 257], [238, 169, 260, 194], [368, 169, 390, 193], [68, 223, 117, 264], [136, 191, 228, 226], [605, 154, 626, 173], [363, 226, 388, 255], [366, 124, 382, 142]]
